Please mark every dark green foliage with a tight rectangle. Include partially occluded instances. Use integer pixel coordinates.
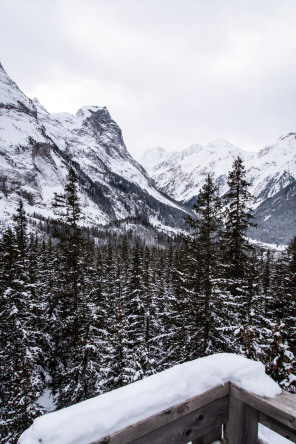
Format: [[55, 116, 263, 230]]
[[223, 156, 255, 282], [221, 158, 258, 351], [52, 168, 103, 408], [185, 174, 228, 355], [0, 201, 45, 444], [262, 322, 296, 393]]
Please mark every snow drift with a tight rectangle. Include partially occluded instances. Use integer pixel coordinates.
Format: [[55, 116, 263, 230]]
[[19, 353, 281, 444]]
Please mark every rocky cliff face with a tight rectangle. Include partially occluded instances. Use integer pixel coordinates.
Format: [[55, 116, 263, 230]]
[[0, 63, 187, 232]]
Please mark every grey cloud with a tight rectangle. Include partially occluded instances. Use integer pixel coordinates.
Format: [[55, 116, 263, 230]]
[[1, 0, 296, 157]]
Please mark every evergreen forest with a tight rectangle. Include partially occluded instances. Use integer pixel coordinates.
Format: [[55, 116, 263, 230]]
[[1, 158, 296, 443]]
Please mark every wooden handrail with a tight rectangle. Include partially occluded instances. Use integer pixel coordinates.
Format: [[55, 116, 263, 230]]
[[94, 382, 296, 444]]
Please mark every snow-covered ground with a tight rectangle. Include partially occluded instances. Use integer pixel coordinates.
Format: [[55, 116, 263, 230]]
[[248, 237, 287, 252], [19, 353, 286, 444], [259, 424, 292, 444]]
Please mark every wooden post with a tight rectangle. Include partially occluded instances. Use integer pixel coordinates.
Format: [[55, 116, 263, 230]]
[[225, 395, 258, 444]]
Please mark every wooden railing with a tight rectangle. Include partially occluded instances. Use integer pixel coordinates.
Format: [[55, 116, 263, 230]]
[[95, 382, 296, 444]]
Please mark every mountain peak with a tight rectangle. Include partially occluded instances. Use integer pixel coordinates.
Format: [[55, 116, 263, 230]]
[[280, 132, 296, 142], [76, 106, 109, 120], [32, 97, 49, 115], [0, 63, 36, 118], [0, 66, 187, 233]]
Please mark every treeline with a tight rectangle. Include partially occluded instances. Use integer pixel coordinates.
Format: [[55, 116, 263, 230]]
[[0, 162, 296, 443]]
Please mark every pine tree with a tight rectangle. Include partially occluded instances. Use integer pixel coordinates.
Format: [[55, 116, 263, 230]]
[[125, 243, 153, 382], [106, 249, 130, 389], [168, 242, 195, 365], [223, 157, 254, 282], [185, 174, 229, 356], [145, 247, 169, 372], [0, 202, 44, 443], [261, 249, 274, 319], [52, 168, 102, 408], [286, 236, 296, 362], [96, 243, 127, 392], [269, 237, 296, 377], [262, 321, 296, 393], [223, 157, 256, 350], [52, 167, 82, 343], [242, 251, 264, 360], [0, 227, 16, 443]]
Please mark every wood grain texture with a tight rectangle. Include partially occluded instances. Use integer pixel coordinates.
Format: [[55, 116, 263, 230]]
[[230, 383, 296, 432], [225, 395, 258, 444], [191, 425, 222, 443], [129, 396, 228, 444], [93, 384, 229, 444]]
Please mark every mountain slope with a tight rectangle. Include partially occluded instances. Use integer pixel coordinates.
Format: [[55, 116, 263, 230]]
[[142, 140, 247, 203], [247, 133, 296, 203], [0, 63, 187, 232], [141, 137, 296, 244], [248, 178, 296, 245]]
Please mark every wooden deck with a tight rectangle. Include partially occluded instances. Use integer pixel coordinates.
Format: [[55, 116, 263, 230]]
[[94, 382, 296, 444]]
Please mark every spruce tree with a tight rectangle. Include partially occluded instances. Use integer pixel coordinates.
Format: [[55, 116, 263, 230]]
[[269, 237, 296, 377], [242, 251, 264, 360], [185, 174, 229, 355], [223, 157, 254, 284], [125, 243, 153, 382], [223, 157, 256, 350], [263, 321, 296, 393], [168, 242, 194, 364], [0, 202, 44, 443], [286, 236, 296, 361], [146, 247, 170, 372], [52, 168, 101, 407], [97, 243, 127, 392]]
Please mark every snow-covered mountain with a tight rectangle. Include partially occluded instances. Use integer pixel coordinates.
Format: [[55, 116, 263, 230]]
[[141, 137, 296, 245], [138, 146, 176, 169], [247, 133, 296, 202], [141, 140, 248, 203], [1, 61, 295, 244], [0, 62, 187, 232]]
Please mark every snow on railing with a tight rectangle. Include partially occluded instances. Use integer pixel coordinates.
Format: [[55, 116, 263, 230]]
[[19, 354, 296, 444]]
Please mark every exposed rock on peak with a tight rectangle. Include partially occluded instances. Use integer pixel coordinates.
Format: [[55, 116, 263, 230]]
[[76, 105, 107, 120], [0, 64, 187, 232]]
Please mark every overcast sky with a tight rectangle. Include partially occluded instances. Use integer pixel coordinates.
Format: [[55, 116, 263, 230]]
[[1, 0, 296, 158]]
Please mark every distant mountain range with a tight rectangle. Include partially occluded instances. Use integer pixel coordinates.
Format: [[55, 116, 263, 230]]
[[0, 61, 295, 246], [140, 137, 296, 245]]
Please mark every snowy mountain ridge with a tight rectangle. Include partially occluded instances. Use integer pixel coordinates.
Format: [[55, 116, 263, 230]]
[[1, 61, 295, 244], [140, 135, 296, 244], [0, 63, 187, 233], [142, 140, 247, 202], [141, 136, 296, 204]]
